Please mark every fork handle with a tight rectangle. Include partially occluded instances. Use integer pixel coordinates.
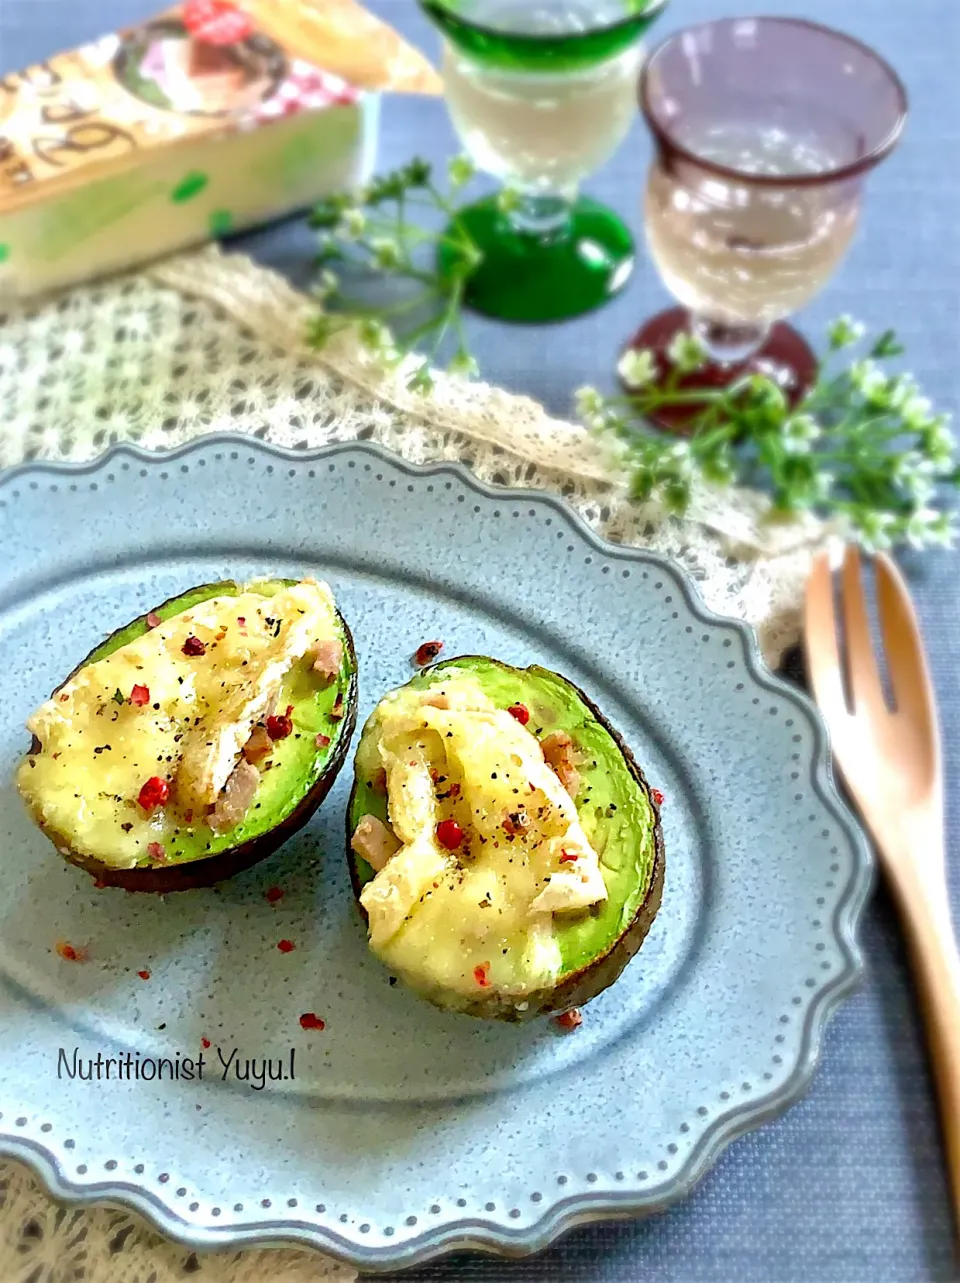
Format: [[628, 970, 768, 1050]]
[[893, 868, 960, 1222]]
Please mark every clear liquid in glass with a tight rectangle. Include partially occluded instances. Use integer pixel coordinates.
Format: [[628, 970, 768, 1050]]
[[442, 0, 642, 194], [645, 122, 861, 325]]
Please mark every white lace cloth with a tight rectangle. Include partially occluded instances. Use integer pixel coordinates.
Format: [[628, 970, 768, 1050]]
[[0, 244, 833, 1281]]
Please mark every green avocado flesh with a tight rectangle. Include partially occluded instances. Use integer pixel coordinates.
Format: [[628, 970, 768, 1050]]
[[347, 656, 663, 1018], [19, 578, 357, 880]]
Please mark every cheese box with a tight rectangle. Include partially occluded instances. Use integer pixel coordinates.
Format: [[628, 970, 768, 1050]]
[[0, 0, 440, 299]]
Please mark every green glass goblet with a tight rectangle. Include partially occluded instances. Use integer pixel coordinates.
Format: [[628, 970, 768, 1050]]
[[421, 0, 669, 323]]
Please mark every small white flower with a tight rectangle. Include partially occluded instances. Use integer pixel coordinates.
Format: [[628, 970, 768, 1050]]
[[901, 393, 936, 431], [336, 207, 367, 240], [886, 373, 919, 411], [660, 440, 694, 475], [448, 349, 480, 379], [370, 236, 402, 270], [920, 416, 955, 468], [358, 318, 396, 360], [666, 330, 707, 374], [617, 347, 657, 389], [849, 359, 888, 403], [904, 506, 948, 549], [856, 510, 898, 551], [926, 510, 957, 548], [894, 450, 934, 479], [447, 155, 476, 187], [894, 452, 936, 502], [575, 386, 606, 419], [312, 269, 339, 301], [828, 315, 865, 349], [782, 413, 821, 452], [597, 429, 630, 466]]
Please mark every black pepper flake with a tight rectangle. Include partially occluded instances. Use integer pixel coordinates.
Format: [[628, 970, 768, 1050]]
[[121, 822, 133, 833], [388, 976, 397, 987]]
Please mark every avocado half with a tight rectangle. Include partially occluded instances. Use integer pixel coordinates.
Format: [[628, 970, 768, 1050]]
[[347, 656, 664, 1021], [20, 579, 358, 893]]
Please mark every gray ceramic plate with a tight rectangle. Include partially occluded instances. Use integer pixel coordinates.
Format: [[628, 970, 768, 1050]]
[[0, 437, 870, 1270]]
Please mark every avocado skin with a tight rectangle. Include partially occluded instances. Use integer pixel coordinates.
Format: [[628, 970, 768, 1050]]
[[345, 655, 665, 1021], [26, 581, 359, 894]]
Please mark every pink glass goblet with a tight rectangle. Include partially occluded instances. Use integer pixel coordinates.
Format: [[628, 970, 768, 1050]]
[[625, 17, 907, 431]]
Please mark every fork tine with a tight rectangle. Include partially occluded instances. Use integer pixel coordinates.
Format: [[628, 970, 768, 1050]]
[[875, 553, 940, 736], [803, 552, 847, 718], [840, 545, 884, 711]]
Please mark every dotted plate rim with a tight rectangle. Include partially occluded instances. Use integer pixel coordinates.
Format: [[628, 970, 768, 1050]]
[[0, 434, 873, 1271]]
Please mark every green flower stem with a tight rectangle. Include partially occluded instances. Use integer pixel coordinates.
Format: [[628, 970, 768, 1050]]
[[330, 291, 442, 321]]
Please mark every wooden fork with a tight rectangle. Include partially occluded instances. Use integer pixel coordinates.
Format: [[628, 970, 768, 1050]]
[[805, 546, 960, 1220]]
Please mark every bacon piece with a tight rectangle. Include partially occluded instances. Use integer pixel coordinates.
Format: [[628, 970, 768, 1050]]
[[242, 724, 274, 765], [311, 638, 343, 684], [540, 730, 581, 798], [350, 814, 401, 872], [209, 759, 260, 833]]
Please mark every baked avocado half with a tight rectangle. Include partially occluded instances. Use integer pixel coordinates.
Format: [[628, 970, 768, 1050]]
[[18, 578, 357, 892], [347, 656, 664, 1020]]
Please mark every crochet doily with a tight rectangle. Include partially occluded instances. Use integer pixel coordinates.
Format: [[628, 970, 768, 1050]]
[[0, 243, 833, 1282]]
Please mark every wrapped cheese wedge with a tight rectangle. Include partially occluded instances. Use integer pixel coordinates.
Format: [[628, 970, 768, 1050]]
[[0, 0, 440, 299]]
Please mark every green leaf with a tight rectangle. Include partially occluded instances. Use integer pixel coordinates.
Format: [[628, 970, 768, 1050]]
[[112, 688, 125, 705], [404, 158, 432, 188], [870, 328, 906, 359], [309, 196, 351, 229], [628, 468, 656, 502]]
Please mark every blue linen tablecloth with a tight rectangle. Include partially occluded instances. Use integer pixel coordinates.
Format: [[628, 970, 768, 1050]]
[[1, 0, 958, 1279]]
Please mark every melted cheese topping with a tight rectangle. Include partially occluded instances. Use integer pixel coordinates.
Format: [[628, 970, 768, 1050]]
[[358, 676, 607, 1002], [18, 579, 339, 869]]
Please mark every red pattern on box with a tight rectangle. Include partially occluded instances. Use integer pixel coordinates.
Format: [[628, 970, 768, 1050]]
[[250, 57, 359, 124]]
